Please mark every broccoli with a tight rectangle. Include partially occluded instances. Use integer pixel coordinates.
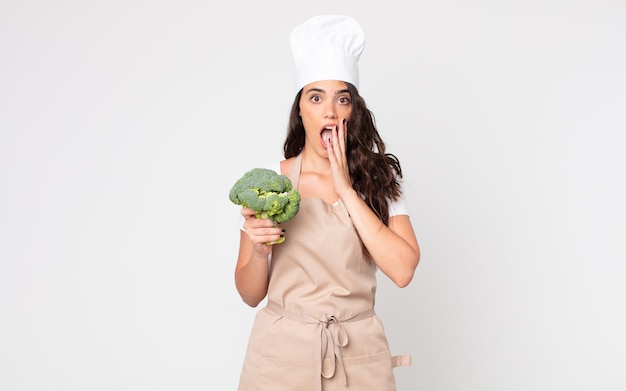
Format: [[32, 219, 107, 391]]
[[229, 167, 301, 244]]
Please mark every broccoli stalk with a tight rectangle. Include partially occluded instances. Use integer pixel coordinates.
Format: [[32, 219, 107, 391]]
[[229, 168, 301, 244]]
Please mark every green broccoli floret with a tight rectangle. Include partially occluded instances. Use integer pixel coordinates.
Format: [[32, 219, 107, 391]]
[[229, 167, 301, 244]]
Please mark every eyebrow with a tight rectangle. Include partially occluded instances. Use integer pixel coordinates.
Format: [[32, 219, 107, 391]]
[[303, 87, 350, 95]]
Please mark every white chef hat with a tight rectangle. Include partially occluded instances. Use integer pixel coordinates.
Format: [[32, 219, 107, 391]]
[[290, 14, 366, 93]]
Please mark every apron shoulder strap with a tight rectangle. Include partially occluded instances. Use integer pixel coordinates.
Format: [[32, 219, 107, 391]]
[[289, 153, 303, 190]]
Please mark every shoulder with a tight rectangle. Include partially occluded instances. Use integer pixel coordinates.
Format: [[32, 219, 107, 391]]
[[259, 158, 297, 174], [273, 158, 296, 177], [238, 159, 291, 175]]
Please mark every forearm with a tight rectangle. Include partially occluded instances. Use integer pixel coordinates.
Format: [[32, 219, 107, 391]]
[[235, 253, 269, 307], [340, 189, 420, 287], [235, 232, 271, 307]]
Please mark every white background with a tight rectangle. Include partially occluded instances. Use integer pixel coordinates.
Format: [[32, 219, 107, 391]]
[[1, 1, 625, 390]]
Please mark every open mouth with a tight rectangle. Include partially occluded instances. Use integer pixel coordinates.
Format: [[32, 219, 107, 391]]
[[320, 125, 335, 146]]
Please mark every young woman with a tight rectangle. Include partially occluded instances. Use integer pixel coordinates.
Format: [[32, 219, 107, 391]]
[[234, 15, 420, 391]]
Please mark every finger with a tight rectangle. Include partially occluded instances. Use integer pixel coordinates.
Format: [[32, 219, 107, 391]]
[[250, 228, 285, 241], [327, 127, 337, 164], [246, 218, 276, 231], [338, 119, 347, 152], [250, 227, 284, 244], [241, 207, 256, 220], [332, 125, 345, 164], [335, 119, 343, 152]]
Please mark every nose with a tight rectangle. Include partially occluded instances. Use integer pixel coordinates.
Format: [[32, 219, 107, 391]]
[[324, 104, 337, 119]]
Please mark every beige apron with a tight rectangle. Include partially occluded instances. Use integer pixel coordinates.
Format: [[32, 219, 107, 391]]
[[238, 154, 410, 391]]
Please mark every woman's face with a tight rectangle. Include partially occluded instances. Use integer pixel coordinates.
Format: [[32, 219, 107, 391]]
[[298, 80, 352, 154]]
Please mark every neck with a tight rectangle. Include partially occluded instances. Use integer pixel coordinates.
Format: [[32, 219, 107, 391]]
[[300, 148, 331, 174]]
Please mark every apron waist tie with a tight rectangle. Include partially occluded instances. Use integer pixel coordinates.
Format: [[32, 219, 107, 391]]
[[266, 301, 375, 391]]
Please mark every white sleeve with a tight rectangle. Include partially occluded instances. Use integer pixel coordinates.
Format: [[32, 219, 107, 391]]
[[388, 179, 410, 217], [389, 192, 409, 217]]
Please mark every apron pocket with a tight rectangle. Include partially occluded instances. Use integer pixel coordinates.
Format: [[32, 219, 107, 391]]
[[342, 350, 397, 390], [256, 356, 316, 390]]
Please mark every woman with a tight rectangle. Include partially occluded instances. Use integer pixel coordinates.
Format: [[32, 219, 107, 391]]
[[234, 15, 420, 391]]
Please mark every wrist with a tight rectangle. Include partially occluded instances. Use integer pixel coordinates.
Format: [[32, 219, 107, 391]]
[[339, 188, 359, 203]]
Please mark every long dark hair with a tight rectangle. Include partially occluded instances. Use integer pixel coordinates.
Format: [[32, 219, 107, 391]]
[[283, 82, 403, 226]]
